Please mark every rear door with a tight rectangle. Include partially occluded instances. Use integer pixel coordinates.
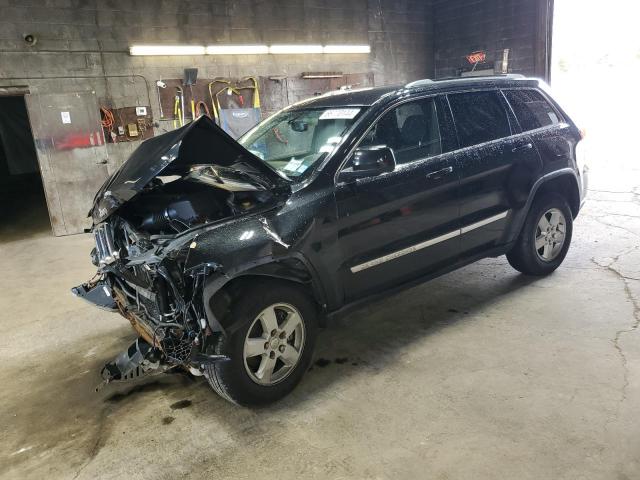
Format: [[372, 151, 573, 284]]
[[447, 90, 542, 257], [335, 95, 460, 301], [501, 88, 576, 173], [25, 92, 110, 235]]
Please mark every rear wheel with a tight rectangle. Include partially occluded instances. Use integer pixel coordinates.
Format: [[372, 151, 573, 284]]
[[507, 193, 573, 276], [205, 280, 317, 405]]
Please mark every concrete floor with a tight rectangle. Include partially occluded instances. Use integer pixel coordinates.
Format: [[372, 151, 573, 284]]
[[1, 160, 639, 480]]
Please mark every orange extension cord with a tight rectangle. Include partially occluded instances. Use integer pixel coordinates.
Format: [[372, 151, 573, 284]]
[[100, 107, 114, 130]]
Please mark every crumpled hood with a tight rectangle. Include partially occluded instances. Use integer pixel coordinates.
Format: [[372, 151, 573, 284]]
[[91, 116, 287, 224]]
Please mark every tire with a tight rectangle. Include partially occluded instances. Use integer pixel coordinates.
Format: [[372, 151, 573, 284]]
[[204, 279, 318, 405], [506, 192, 573, 276]]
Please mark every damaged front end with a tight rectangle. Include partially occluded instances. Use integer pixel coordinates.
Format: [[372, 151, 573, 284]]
[[74, 220, 229, 389], [73, 116, 291, 389]]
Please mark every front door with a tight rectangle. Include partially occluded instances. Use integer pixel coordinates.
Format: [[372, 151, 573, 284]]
[[335, 96, 460, 301], [25, 92, 110, 235]]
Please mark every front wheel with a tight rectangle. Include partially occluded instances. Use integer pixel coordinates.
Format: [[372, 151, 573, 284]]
[[205, 280, 318, 405], [506, 193, 573, 276]]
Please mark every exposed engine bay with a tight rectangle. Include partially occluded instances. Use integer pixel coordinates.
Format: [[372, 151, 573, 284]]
[[117, 164, 274, 235]]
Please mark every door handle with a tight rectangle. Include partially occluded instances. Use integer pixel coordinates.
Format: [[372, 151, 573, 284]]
[[426, 166, 453, 180], [96, 159, 108, 165], [511, 142, 533, 153]]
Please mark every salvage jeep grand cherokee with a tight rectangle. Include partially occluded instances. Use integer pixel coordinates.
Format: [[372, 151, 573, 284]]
[[74, 75, 587, 405]]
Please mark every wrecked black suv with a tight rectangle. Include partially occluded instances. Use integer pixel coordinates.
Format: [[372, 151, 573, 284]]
[[74, 75, 587, 405]]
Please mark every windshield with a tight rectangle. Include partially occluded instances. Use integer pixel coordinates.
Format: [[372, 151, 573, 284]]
[[238, 107, 364, 180]]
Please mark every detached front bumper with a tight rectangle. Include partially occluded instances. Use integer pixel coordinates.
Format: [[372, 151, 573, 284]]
[[72, 276, 166, 348], [72, 273, 229, 389], [71, 281, 117, 311]]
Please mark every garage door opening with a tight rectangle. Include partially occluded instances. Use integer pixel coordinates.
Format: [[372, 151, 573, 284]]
[[551, 0, 640, 185], [0, 95, 50, 241]]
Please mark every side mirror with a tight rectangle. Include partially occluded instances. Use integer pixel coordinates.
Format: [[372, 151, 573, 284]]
[[339, 146, 396, 181]]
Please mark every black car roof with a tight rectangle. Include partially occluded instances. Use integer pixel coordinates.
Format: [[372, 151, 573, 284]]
[[289, 75, 541, 109], [289, 86, 400, 109]]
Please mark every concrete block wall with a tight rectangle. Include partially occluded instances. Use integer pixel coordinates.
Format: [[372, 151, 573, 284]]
[[432, 0, 546, 79], [0, 0, 434, 167], [0, 0, 548, 172]]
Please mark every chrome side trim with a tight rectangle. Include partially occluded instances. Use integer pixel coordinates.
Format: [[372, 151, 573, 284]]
[[350, 210, 509, 273], [460, 211, 509, 234], [350, 229, 460, 273]]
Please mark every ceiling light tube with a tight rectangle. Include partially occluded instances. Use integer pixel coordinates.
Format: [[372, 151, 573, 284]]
[[206, 45, 269, 55], [323, 45, 371, 54], [301, 71, 344, 78], [129, 45, 205, 56], [269, 44, 323, 54]]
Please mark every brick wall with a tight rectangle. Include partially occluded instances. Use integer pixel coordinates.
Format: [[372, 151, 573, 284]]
[[432, 0, 548, 79]]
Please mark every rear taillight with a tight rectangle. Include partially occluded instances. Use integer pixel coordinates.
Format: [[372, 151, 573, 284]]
[[579, 128, 587, 140]]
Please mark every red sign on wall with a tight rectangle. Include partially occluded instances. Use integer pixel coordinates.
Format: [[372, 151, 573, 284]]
[[466, 51, 487, 64]]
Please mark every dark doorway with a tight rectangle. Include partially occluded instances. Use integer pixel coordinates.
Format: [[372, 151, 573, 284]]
[[0, 95, 50, 241]]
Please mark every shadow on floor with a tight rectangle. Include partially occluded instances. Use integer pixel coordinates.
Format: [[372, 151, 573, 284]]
[[98, 269, 537, 416], [2, 264, 538, 477]]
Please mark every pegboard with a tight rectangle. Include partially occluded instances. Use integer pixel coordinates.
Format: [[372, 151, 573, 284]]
[[156, 72, 375, 122], [101, 106, 154, 143], [156, 77, 260, 122]]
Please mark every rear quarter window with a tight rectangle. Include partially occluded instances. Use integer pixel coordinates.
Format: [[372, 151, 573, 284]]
[[503, 89, 561, 131], [448, 91, 511, 148]]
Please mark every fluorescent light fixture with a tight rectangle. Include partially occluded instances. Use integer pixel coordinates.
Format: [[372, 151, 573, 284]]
[[301, 72, 344, 78], [323, 45, 371, 54], [269, 44, 323, 54], [129, 45, 205, 56], [206, 45, 269, 55], [129, 44, 371, 56]]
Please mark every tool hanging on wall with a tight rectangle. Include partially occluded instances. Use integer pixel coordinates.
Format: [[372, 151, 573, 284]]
[[212, 79, 262, 139], [173, 86, 185, 128], [156, 80, 167, 118], [238, 76, 261, 110], [208, 79, 232, 125], [211, 86, 242, 121], [184, 68, 198, 121], [194, 101, 210, 118], [100, 106, 115, 141]]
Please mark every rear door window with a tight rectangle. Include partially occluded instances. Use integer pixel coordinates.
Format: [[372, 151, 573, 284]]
[[448, 91, 511, 148], [503, 89, 561, 131]]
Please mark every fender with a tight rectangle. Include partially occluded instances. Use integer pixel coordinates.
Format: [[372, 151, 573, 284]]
[[202, 252, 328, 334], [505, 168, 580, 244]]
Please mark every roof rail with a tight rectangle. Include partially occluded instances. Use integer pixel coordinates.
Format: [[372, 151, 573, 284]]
[[405, 74, 527, 89], [404, 78, 434, 88], [468, 73, 526, 80]]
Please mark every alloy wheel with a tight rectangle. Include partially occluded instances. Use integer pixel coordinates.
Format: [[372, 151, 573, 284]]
[[243, 303, 305, 386], [535, 207, 567, 262]]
